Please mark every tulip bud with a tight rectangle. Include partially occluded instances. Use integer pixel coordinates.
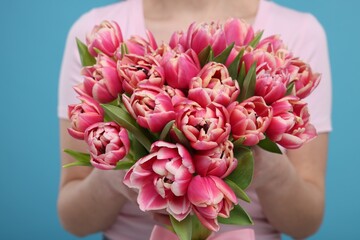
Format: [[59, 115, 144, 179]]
[[85, 122, 130, 170], [176, 102, 231, 150], [67, 95, 104, 140], [122, 84, 176, 133], [194, 140, 237, 178], [161, 49, 200, 90], [188, 62, 240, 107], [188, 175, 237, 231], [289, 59, 321, 99], [266, 96, 317, 148], [224, 18, 254, 47], [124, 141, 195, 221], [228, 96, 272, 146], [86, 20, 123, 57], [76, 54, 122, 103]]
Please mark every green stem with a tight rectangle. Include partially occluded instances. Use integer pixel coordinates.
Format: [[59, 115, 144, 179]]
[[191, 215, 212, 240]]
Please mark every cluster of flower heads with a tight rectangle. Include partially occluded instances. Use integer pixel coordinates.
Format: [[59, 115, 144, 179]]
[[67, 19, 320, 231]]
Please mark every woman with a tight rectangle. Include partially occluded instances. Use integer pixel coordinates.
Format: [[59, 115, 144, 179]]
[[57, 0, 332, 239]]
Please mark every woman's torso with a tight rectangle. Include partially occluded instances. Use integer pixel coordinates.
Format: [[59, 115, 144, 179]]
[[60, 0, 332, 239]]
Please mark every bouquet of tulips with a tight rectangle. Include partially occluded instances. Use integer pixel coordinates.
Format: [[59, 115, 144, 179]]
[[65, 18, 320, 240]]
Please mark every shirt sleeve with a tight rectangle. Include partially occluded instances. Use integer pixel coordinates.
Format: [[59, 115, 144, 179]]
[[57, 11, 95, 119], [57, 0, 142, 120], [291, 14, 333, 133]]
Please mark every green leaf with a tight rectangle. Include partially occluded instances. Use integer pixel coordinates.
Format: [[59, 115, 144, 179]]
[[258, 137, 282, 154], [64, 149, 90, 163], [224, 179, 251, 203], [173, 126, 192, 150], [238, 62, 257, 102], [117, 94, 133, 113], [76, 38, 96, 67], [121, 43, 129, 55], [63, 149, 92, 168], [198, 46, 211, 67], [226, 146, 254, 190], [286, 81, 295, 96], [213, 43, 234, 64], [159, 120, 175, 141], [208, 48, 214, 63], [101, 104, 153, 152], [227, 48, 245, 80], [170, 215, 192, 240], [191, 215, 212, 240], [62, 161, 89, 168], [237, 61, 246, 89], [114, 159, 136, 170], [93, 47, 103, 56], [63, 161, 92, 168], [198, 46, 213, 67], [248, 31, 264, 48], [109, 98, 120, 106], [232, 137, 245, 147], [128, 133, 148, 160], [218, 204, 253, 226]]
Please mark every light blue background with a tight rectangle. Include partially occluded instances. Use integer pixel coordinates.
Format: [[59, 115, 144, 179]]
[[0, 0, 358, 239]]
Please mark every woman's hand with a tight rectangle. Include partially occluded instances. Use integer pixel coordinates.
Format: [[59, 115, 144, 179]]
[[58, 118, 173, 235], [251, 133, 328, 239], [98, 167, 138, 202], [251, 146, 288, 190], [58, 119, 138, 236]]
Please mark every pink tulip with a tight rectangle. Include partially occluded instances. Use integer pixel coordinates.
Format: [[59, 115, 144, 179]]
[[75, 54, 122, 103], [146, 30, 159, 53], [86, 20, 123, 57], [184, 21, 227, 56], [151, 43, 174, 61], [169, 30, 188, 53], [266, 96, 317, 149], [255, 71, 289, 104], [118, 54, 164, 94], [225, 45, 252, 67], [194, 140, 237, 178], [123, 35, 151, 56], [117, 54, 150, 94], [242, 49, 280, 75], [161, 49, 200, 90], [163, 85, 187, 112], [188, 62, 240, 107], [85, 122, 130, 170], [228, 96, 273, 146], [188, 175, 237, 232], [124, 141, 195, 221], [266, 97, 296, 142], [256, 35, 292, 61], [289, 59, 321, 99], [223, 18, 254, 47], [122, 32, 158, 57], [290, 100, 317, 144], [172, 97, 201, 114], [162, 85, 186, 99], [122, 84, 176, 132], [176, 102, 231, 150], [67, 95, 104, 140]]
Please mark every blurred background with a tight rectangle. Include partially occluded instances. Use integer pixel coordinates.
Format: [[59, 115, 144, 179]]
[[0, 0, 358, 239]]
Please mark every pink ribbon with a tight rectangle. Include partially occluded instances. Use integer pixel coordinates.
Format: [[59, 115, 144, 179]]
[[149, 225, 255, 240]]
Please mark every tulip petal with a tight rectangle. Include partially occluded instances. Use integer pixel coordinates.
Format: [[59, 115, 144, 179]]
[[167, 196, 191, 221], [193, 208, 220, 232], [277, 133, 304, 149], [67, 128, 85, 140], [138, 183, 167, 211], [210, 176, 237, 204]]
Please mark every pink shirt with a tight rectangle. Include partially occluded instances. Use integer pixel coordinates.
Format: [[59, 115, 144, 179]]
[[58, 0, 332, 239]]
